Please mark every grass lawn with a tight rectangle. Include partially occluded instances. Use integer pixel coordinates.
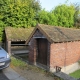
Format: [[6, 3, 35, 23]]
[[10, 56, 49, 74], [69, 69, 80, 79]]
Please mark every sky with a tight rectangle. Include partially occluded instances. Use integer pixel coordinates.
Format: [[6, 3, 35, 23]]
[[39, 0, 80, 11]]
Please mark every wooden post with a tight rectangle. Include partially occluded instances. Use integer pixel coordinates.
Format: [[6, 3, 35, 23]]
[[7, 41, 11, 55]]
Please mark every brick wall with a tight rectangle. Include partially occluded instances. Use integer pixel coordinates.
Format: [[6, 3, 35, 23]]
[[29, 37, 37, 64], [50, 41, 80, 69]]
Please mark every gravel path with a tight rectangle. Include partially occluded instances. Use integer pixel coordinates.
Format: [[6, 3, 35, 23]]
[[11, 66, 54, 80]]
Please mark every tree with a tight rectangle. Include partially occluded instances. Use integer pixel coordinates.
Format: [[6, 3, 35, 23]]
[[0, 0, 41, 28], [74, 3, 80, 28], [37, 9, 57, 26], [48, 11, 58, 26], [0, 0, 41, 42], [37, 9, 49, 24], [53, 4, 75, 28]]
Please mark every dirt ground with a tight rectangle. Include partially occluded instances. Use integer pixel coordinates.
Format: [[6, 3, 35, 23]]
[[10, 65, 54, 80]]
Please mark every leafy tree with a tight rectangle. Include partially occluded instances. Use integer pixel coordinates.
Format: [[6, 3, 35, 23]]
[[48, 11, 57, 26], [53, 4, 75, 28], [0, 0, 41, 28], [37, 9, 50, 24], [75, 17, 80, 28], [37, 9, 57, 26], [0, 0, 41, 42], [0, 0, 80, 42], [74, 3, 80, 28], [0, 27, 3, 42]]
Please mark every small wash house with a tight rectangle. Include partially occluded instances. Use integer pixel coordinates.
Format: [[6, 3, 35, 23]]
[[5, 27, 34, 55], [26, 24, 80, 74]]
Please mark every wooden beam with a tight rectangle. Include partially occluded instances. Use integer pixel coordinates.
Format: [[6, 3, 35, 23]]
[[11, 44, 27, 46], [33, 36, 46, 38], [12, 50, 29, 54], [7, 41, 11, 55]]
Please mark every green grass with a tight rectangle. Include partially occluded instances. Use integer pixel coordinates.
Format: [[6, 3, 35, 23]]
[[69, 69, 80, 79], [11, 57, 27, 69], [10, 56, 48, 73], [10, 56, 55, 77]]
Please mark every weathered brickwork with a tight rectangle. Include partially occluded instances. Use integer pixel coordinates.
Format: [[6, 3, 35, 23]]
[[50, 41, 80, 69], [29, 38, 36, 63]]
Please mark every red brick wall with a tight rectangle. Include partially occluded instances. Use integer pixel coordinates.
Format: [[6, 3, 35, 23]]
[[50, 41, 80, 68], [29, 38, 37, 64]]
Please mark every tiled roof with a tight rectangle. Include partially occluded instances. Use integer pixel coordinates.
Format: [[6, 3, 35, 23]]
[[5, 27, 34, 41], [26, 24, 80, 43]]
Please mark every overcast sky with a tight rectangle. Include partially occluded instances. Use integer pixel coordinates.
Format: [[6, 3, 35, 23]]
[[39, 0, 80, 11]]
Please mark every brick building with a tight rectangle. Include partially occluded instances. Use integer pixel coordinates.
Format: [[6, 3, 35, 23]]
[[26, 24, 80, 74]]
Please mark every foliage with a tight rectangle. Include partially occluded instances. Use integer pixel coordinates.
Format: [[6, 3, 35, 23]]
[[11, 56, 47, 73], [37, 9, 57, 26], [75, 17, 80, 28], [0, 27, 4, 42], [0, 0, 41, 42], [69, 69, 80, 79], [0, 0, 41, 28], [0, 1, 80, 42], [37, 9, 50, 24], [48, 12, 57, 26], [37, 4, 80, 28], [53, 4, 75, 28], [74, 3, 80, 28], [11, 57, 27, 69]]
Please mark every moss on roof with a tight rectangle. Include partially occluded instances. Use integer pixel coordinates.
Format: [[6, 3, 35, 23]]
[[26, 24, 80, 43], [38, 24, 80, 43], [5, 27, 34, 41]]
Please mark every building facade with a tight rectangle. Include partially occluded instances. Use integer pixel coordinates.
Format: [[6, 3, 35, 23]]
[[27, 24, 80, 74]]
